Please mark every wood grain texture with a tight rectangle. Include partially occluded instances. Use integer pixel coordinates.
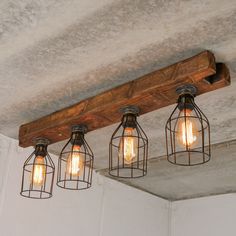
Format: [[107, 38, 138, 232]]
[[19, 51, 230, 147]]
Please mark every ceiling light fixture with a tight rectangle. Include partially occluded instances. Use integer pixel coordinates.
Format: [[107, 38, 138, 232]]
[[165, 84, 211, 166], [57, 125, 94, 190], [109, 105, 148, 178], [20, 138, 55, 199], [18, 52, 230, 199]]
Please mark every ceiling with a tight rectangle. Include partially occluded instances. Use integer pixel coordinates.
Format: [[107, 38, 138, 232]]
[[0, 0, 236, 200]]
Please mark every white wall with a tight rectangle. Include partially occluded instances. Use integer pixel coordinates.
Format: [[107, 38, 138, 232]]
[[101, 178, 169, 236], [172, 194, 236, 236], [0, 134, 169, 236]]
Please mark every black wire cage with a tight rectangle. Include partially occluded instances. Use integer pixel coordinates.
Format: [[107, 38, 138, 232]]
[[57, 125, 94, 190], [20, 138, 55, 199], [165, 84, 211, 166], [109, 106, 148, 178]]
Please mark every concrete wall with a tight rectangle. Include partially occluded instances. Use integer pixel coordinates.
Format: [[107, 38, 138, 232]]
[[0, 134, 169, 236], [172, 194, 236, 236]]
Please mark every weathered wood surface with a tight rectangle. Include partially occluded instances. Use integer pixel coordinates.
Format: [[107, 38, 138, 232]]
[[19, 51, 230, 147]]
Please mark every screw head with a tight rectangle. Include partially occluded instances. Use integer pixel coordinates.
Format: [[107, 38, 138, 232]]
[[71, 124, 88, 134], [176, 84, 197, 96], [120, 105, 140, 115], [35, 138, 50, 146]]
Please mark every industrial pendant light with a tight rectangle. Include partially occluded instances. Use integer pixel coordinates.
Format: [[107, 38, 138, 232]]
[[165, 84, 211, 166], [20, 138, 55, 199], [57, 125, 94, 190], [109, 105, 148, 178]]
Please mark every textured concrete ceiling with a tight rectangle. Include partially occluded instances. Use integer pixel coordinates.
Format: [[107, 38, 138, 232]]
[[0, 0, 236, 200]]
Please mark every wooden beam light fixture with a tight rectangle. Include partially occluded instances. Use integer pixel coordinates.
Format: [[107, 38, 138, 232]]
[[19, 50, 231, 198]]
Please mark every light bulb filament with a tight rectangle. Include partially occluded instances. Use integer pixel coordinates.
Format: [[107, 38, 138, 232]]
[[119, 128, 137, 164], [123, 136, 135, 164], [32, 156, 46, 187], [67, 145, 81, 176], [181, 119, 196, 146], [177, 109, 198, 148]]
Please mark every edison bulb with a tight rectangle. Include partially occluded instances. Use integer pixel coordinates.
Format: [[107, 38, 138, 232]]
[[67, 145, 82, 176], [119, 127, 138, 164], [32, 156, 46, 187], [176, 109, 199, 148]]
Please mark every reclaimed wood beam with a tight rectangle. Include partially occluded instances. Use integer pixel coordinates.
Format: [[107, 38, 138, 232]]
[[19, 51, 230, 147]]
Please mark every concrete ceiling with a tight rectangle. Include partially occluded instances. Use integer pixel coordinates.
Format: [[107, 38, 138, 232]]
[[0, 0, 236, 200]]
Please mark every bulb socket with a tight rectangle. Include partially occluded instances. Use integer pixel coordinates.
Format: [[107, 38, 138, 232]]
[[70, 125, 87, 146], [123, 114, 137, 128], [177, 94, 194, 111], [176, 85, 196, 111], [34, 138, 49, 156], [120, 106, 139, 128]]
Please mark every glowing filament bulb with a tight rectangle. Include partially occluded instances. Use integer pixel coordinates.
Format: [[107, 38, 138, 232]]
[[67, 145, 81, 176], [32, 156, 46, 187], [177, 109, 198, 148], [119, 127, 137, 164]]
